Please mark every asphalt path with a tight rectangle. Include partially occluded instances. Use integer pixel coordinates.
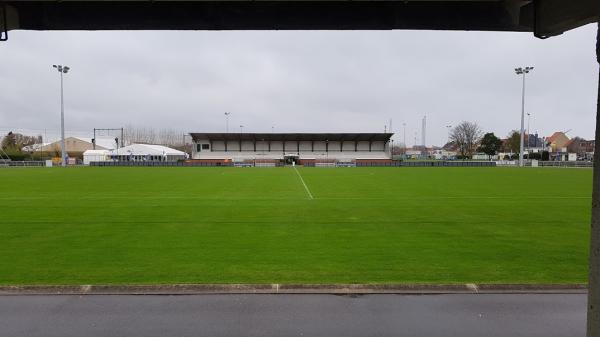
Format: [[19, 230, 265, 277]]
[[0, 294, 586, 337]]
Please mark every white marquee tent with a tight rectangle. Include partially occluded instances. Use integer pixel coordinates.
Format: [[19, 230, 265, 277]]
[[83, 149, 111, 165], [109, 144, 187, 162]]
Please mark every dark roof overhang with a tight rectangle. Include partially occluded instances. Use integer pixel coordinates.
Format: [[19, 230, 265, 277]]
[[190, 132, 394, 142], [2, 1, 598, 39]]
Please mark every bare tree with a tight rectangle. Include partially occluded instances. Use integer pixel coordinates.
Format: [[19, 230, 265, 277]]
[[123, 124, 185, 147], [1, 132, 41, 150], [391, 144, 405, 155], [449, 121, 483, 158]]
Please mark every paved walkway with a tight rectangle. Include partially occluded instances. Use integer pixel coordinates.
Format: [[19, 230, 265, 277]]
[[0, 294, 586, 337]]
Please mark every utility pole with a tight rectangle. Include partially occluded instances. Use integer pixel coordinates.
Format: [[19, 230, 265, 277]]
[[515, 66, 534, 167], [52, 64, 70, 167]]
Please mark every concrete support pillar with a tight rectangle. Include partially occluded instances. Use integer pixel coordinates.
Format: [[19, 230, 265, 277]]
[[588, 22, 600, 337]]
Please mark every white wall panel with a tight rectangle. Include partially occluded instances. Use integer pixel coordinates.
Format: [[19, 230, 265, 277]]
[[357, 141, 370, 151], [212, 140, 226, 151], [241, 140, 255, 151], [299, 141, 312, 151], [342, 141, 356, 151], [270, 141, 283, 151]]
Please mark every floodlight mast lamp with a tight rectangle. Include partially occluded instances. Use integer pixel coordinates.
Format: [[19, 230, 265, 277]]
[[515, 66, 534, 167], [52, 64, 70, 167], [224, 112, 231, 133]]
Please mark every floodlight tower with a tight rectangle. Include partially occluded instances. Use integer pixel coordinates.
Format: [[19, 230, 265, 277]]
[[224, 112, 231, 133], [421, 116, 427, 147], [52, 64, 70, 167], [527, 112, 531, 151], [515, 66, 534, 167]]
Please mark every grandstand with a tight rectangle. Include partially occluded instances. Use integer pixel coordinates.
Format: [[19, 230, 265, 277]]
[[189, 133, 393, 166]]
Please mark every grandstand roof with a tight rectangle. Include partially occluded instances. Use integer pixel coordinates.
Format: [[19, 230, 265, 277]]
[[190, 133, 393, 142], [5, 1, 600, 38]]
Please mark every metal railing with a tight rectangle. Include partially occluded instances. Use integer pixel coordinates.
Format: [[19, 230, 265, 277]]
[[538, 161, 593, 168], [0, 161, 45, 167]]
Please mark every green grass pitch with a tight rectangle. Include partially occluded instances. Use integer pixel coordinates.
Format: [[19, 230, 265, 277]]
[[0, 166, 592, 285]]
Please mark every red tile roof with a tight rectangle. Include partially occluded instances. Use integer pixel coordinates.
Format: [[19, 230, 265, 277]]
[[546, 132, 569, 143]]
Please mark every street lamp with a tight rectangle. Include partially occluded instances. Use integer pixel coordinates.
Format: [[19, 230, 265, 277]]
[[402, 123, 406, 150], [515, 66, 534, 167], [446, 125, 452, 144], [52, 64, 70, 167], [240, 125, 244, 134], [224, 112, 231, 133]]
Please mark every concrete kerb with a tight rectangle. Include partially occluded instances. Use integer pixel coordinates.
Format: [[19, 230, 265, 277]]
[[0, 284, 588, 295]]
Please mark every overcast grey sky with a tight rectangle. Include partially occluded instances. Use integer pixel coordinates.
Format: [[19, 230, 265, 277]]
[[0, 24, 597, 146]]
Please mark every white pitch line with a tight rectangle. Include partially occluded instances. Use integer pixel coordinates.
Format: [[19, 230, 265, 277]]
[[293, 166, 314, 199]]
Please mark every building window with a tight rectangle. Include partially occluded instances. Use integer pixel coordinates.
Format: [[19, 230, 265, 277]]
[[196, 144, 201, 152], [202, 144, 210, 150]]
